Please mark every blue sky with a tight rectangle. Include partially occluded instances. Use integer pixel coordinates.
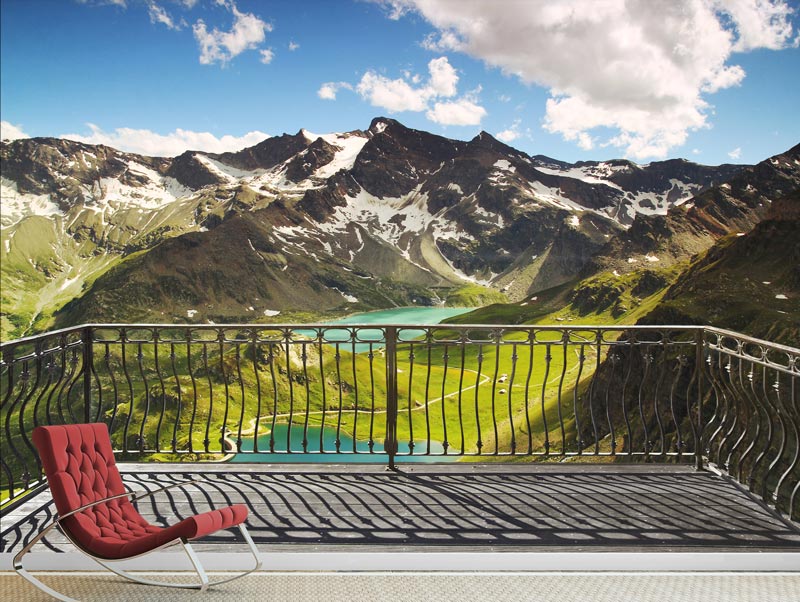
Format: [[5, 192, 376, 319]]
[[1, 0, 799, 165]]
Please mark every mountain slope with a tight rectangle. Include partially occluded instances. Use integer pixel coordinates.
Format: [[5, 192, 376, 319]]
[[1, 118, 750, 337], [637, 189, 800, 345]]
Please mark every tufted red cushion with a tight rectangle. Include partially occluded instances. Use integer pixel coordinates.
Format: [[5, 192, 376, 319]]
[[32, 423, 248, 560]]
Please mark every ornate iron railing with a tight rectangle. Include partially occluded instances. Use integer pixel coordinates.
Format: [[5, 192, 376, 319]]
[[1, 324, 798, 521]]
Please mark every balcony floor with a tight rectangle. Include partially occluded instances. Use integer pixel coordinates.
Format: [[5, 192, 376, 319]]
[[3, 462, 799, 561]]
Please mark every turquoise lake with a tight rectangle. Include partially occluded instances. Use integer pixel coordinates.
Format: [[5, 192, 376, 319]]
[[293, 306, 476, 351], [231, 423, 451, 464], [231, 306, 473, 464]]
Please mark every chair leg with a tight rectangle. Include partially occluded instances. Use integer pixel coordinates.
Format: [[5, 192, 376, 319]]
[[95, 524, 261, 591], [13, 519, 79, 602]]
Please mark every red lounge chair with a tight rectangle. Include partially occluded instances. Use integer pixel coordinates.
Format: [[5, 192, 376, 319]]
[[13, 423, 261, 601]]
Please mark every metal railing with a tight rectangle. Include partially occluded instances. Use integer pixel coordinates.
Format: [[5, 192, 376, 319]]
[[1, 323, 798, 521]]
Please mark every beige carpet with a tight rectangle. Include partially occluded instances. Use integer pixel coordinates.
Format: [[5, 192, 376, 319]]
[[2, 571, 799, 602]]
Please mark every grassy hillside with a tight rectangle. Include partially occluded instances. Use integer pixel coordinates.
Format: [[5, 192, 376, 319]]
[[445, 264, 686, 328], [638, 217, 799, 345]]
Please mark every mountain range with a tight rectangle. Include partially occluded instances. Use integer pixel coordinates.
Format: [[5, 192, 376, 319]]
[[1, 117, 798, 341]]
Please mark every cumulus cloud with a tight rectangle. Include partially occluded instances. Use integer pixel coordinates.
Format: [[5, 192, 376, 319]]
[[61, 123, 269, 156], [427, 97, 486, 126], [383, 0, 798, 159], [351, 56, 486, 125], [1, 121, 29, 141], [495, 119, 522, 143], [728, 146, 742, 159], [288, 41, 300, 51], [318, 82, 352, 100], [259, 48, 274, 64], [193, 1, 272, 65], [427, 56, 458, 97], [357, 71, 431, 112]]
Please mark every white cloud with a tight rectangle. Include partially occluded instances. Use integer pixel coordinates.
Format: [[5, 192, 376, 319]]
[[387, 0, 798, 159], [1, 121, 29, 141], [318, 81, 352, 100], [728, 146, 742, 159], [288, 41, 300, 51], [352, 56, 486, 124], [427, 97, 486, 126], [193, 1, 272, 65], [495, 118, 522, 143], [259, 48, 274, 64], [147, 2, 179, 30], [716, 0, 798, 50], [357, 71, 431, 112], [692, 148, 701, 155], [61, 123, 269, 157], [427, 56, 458, 97]]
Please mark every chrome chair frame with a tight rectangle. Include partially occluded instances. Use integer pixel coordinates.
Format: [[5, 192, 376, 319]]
[[13, 480, 262, 602]]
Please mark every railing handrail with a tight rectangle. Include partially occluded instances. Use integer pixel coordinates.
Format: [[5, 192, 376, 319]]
[[3, 323, 710, 349]]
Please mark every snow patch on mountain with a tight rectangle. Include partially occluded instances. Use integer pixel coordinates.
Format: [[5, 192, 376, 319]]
[[535, 165, 623, 190], [195, 154, 258, 182], [304, 131, 370, 179], [0, 177, 62, 226]]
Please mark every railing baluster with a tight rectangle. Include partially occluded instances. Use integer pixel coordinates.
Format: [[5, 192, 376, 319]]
[[540, 342, 552, 457], [83, 326, 93, 424], [368, 342, 376, 453], [524, 334, 534, 455], [605, 349, 618, 456], [423, 337, 433, 455], [302, 341, 311, 453], [490, 334, 500, 455], [121, 331, 135, 454], [668, 355, 687, 459], [457, 340, 466, 455], [652, 339, 667, 457], [573, 343, 586, 455], [186, 333, 198, 454], [474, 344, 483, 455], [153, 332, 166, 453], [202, 343, 213, 454], [384, 326, 398, 469], [507, 343, 517, 455], [318, 335, 327, 454], [350, 336, 359, 454], [251, 331, 263, 453], [219, 330, 230, 453], [169, 342, 182, 454], [440, 343, 450, 456], [135, 341, 150, 453], [556, 340, 568, 456], [588, 333, 601, 455], [637, 345, 652, 459], [334, 342, 343, 453], [235, 341, 246, 453], [268, 342, 279, 453]]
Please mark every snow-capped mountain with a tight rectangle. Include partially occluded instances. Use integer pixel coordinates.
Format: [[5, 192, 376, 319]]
[[0, 117, 764, 336]]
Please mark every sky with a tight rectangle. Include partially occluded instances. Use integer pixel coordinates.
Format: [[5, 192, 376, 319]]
[[1, 0, 799, 165]]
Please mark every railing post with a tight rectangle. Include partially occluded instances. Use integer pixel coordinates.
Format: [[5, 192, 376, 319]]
[[83, 326, 93, 424], [384, 326, 398, 470], [694, 328, 705, 471]]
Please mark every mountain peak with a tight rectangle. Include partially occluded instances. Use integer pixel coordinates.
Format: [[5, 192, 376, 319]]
[[368, 117, 401, 134]]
